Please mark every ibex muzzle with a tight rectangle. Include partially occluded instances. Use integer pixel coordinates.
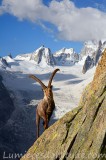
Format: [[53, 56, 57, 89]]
[[29, 69, 60, 139]]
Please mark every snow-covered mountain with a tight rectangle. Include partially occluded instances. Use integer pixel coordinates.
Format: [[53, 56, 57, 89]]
[[80, 40, 106, 73], [3, 55, 15, 63], [2, 42, 106, 71], [54, 48, 79, 66], [15, 53, 31, 61], [15, 46, 79, 67], [15, 46, 56, 67], [30, 46, 56, 66], [14, 42, 106, 70], [80, 40, 99, 57]]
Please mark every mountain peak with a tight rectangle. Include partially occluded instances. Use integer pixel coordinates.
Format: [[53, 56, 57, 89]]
[[30, 46, 55, 67], [37, 45, 46, 50], [54, 47, 79, 66]]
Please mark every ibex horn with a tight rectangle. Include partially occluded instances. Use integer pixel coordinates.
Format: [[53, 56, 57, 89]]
[[29, 75, 47, 89], [48, 69, 60, 87]]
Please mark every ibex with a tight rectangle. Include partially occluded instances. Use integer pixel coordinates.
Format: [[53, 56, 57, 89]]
[[29, 69, 60, 139]]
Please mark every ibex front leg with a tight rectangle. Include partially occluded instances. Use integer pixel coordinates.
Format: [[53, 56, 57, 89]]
[[40, 110, 48, 130], [36, 109, 40, 139], [43, 114, 48, 130]]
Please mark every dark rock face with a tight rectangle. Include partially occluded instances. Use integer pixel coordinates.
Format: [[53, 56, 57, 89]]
[[8, 54, 12, 59], [82, 56, 94, 74], [0, 75, 15, 160], [21, 50, 106, 160], [94, 47, 102, 66], [0, 58, 8, 68]]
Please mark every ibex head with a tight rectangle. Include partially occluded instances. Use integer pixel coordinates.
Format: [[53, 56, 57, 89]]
[[29, 69, 60, 100]]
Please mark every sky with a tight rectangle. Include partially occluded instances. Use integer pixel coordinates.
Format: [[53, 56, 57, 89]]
[[0, 0, 106, 57]]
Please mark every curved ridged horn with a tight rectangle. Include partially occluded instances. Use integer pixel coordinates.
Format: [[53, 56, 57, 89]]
[[48, 69, 60, 87], [29, 75, 47, 89]]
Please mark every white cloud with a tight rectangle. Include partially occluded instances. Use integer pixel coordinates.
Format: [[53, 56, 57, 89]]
[[0, 0, 106, 41]]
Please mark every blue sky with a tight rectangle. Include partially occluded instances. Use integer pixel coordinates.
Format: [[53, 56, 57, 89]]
[[0, 0, 106, 57]]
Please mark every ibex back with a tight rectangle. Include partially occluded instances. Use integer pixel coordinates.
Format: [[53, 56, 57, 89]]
[[29, 69, 60, 139]]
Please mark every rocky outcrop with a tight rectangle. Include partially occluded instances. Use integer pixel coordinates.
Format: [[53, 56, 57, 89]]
[[21, 49, 106, 160], [82, 55, 94, 74]]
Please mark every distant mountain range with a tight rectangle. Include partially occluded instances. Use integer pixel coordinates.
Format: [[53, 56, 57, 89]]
[[15, 46, 79, 67], [1, 40, 106, 73]]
